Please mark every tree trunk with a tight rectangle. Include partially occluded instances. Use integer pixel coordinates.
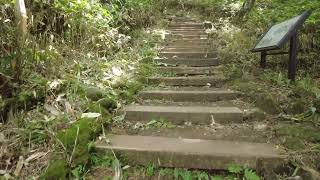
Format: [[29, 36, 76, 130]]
[[239, 0, 256, 17], [14, 0, 28, 80]]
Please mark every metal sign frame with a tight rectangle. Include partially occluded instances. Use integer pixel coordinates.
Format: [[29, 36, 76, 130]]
[[251, 10, 311, 81]]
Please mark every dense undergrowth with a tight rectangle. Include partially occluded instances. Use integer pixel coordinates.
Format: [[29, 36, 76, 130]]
[[1, 0, 320, 179], [0, 0, 165, 178]]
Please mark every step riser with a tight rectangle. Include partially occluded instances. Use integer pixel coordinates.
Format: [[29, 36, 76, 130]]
[[163, 46, 210, 49], [155, 59, 219, 67], [101, 150, 285, 171], [169, 31, 206, 35], [162, 48, 209, 52], [148, 77, 224, 86], [169, 25, 204, 28], [160, 52, 217, 59], [139, 92, 239, 102], [165, 38, 208, 42], [156, 67, 214, 75], [164, 38, 209, 43], [124, 107, 243, 125], [166, 34, 208, 38], [163, 42, 210, 46], [168, 28, 205, 31]]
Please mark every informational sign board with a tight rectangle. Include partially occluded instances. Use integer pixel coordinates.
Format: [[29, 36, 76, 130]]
[[252, 11, 311, 52]]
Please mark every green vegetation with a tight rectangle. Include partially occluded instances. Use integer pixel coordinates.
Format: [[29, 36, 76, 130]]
[[0, 0, 164, 178], [1, 0, 320, 179]]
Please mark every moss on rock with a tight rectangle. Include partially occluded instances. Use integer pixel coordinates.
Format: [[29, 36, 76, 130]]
[[57, 118, 101, 167], [87, 103, 110, 115], [276, 122, 320, 150], [286, 98, 309, 114], [85, 87, 105, 101], [42, 159, 68, 180], [256, 93, 281, 115], [97, 97, 117, 110]]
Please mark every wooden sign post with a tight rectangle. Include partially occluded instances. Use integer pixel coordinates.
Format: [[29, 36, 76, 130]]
[[251, 11, 311, 81], [14, 0, 28, 79]]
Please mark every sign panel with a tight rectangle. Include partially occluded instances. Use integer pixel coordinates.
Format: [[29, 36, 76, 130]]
[[252, 11, 311, 52]]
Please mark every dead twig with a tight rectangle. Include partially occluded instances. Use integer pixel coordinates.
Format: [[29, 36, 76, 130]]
[[69, 126, 79, 165]]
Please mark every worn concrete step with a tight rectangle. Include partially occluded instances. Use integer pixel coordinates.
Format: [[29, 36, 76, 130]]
[[124, 105, 242, 125], [156, 66, 216, 75], [165, 39, 209, 43], [168, 27, 205, 31], [170, 21, 198, 24], [95, 135, 286, 170], [148, 76, 225, 86], [155, 58, 219, 67], [165, 38, 208, 42], [163, 42, 210, 47], [162, 48, 209, 52], [111, 123, 270, 143], [168, 31, 206, 35], [165, 34, 208, 39], [167, 16, 196, 20], [160, 41, 210, 47], [160, 52, 217, 59], [163, 46, 210, 50], [169, 23, 203, 28], [139, 89, 239, 102]]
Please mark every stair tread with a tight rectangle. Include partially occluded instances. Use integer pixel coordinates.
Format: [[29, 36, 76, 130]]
[[125, 105, 241, 113], [140, 89, 238, 94], [95, 135, 286, 169]]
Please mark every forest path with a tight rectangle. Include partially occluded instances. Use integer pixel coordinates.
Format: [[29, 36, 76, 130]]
[[95, 15, 286, 176]]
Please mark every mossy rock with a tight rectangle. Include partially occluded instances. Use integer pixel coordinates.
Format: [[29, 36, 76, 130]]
[[255, 93, 281, 115], [97, 97, 117, 110], [313, 97, 320, 113], [276, 122, 320, 150], [292, 86, 315, 98], [286, 98, 309, 114], [42, 159, 68, 180], [85, 87, 105, 101], [111, 76, 129, 89], [87, 103, 110, 115], [244, 108, 266, 121], [57, 118, 101, 167]]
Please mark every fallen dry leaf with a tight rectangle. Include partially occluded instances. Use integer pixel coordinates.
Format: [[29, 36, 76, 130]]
[[44, 104, 61, 116], [25, 152, 48, 163], [14, 156, 24, 177]]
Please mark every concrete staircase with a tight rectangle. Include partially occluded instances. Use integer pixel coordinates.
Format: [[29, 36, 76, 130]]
[[95, 15, 286, 175]]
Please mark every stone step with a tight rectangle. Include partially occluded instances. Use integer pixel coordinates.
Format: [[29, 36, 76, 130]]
[[163, 46, 210, 49], [170, 20, 198, 24], [168, 31, 206, 35], [165, 34, 208, 39], [163, 41, 210, 47], [167, 16, 196, 20], [164, 38, 209, 42], [161, 47, 210, 52], [138, 89, 240, 102], [160, 41, 210, 47], [169, 23, 203, 28], [160, 52, 217, 59], [124, 105, 243, 125], [165, 37, 208, 42], [111, 123, 270, 143], [156, 66, 216, 75], [168, 27, 205, 31], [148, 76, 225, 86], [95, 135, 286, 170], [155, 58, 219, 67]]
